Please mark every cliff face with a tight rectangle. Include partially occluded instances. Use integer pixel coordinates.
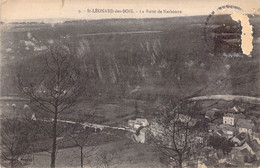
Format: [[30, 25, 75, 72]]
[[1, 15, 259, 99]]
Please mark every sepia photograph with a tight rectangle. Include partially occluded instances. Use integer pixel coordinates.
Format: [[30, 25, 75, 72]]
[[0, 0, 260, 167]]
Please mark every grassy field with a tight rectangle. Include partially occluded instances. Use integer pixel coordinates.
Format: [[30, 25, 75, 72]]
[[58, 98, 156, 126], [31, 138, 165, 168]]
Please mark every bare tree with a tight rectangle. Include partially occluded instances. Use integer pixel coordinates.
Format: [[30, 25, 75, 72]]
[[1, 105, 32, 168], [96, 150, 117, 168], [149, 98, 206, 168], [17, 44, 86, 168], [67, 112, 97, 168]]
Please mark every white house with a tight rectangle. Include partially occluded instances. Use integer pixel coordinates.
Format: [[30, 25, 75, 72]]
[[133, 127, 148, 143], [128, 118, 149, 130], [128, 120, 136, 128], [223, 113, 245, 126], [223, 113, 235, 126], [231, 132, 247, 146], [136, 118, 149, 126], [236, 119, 254, 134]]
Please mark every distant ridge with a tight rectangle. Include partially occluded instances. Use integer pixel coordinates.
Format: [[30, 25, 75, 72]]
[[190, 95, 260, 105]]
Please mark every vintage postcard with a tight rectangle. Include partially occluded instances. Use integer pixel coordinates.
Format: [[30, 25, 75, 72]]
[[0, 0, 260, 167]]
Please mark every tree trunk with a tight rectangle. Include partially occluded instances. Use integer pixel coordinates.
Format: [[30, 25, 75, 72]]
[[10, 157, 14, 168], [80, 146, 84, 168], [50, 113, 58, 168], [178, 157, 182, 168]]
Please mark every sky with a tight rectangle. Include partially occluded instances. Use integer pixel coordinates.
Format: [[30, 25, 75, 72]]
[[0, 0, 260, 23]]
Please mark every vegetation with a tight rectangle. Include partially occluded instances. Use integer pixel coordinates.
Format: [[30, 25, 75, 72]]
[[0, 15, 259, 167], [208, 136, 235, 155], [149, 98, 205, 167], [1, 106, 32, 167], [17, 43, 87, 168]]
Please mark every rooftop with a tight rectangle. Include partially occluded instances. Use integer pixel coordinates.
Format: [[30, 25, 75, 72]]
[[129, 118, 149, 124], [237, 119, 254, 129], [240, 148, 253, 158], [241, 123, 254, 129], [219, 124, 235, 130], [205, 110, 215, 116], [234, 113, 246, 120], [236, 132, 247, 141], [229, 106, 245, 113], [248, 140, 260, 153], [224, 113, 234, 118], [136, 118, 149, 123]]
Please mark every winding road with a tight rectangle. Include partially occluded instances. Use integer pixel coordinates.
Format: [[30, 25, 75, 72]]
[[189, 95, 260, 105]]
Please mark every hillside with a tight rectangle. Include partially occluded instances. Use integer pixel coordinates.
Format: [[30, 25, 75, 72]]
[[1, 15, 260, 101]]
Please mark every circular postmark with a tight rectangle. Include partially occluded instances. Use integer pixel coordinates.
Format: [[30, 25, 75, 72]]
[[203, 5, 249, 57]]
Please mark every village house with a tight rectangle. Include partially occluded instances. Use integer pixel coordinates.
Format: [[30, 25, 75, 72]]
[[218, 124, 238, 138], [208, 123, 218, 132], [248, 140, 260, 160], [236, 119, 254, 134], [223, 113, 235, 126], [128, 120, 136, 129], [128, 118, 149, 130], [205, 111, 215, 120], [132, 126, 148, 143], [229, 106, 245, 113], [213, 129, 225, 137], [237, 141, 255, 156], [205, 110, 215, 120], [227, 148, 254, 166], [223, 113, 245, 126], [205, 108, 219, 120], [231, 132, 248, 146], [228, 137, 260, 166]]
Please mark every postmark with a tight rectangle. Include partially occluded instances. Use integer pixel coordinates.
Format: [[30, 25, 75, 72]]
[[204, 5, 253, 57]]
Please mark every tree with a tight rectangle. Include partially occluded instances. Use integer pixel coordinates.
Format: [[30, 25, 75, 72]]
[[208, 136, 234, 156], [67, 113, 97, 168], [96, 150, 119, 168], [17, 44, 86, 168], [149, 98, 205, 168], [1, 105, 32, 167]]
